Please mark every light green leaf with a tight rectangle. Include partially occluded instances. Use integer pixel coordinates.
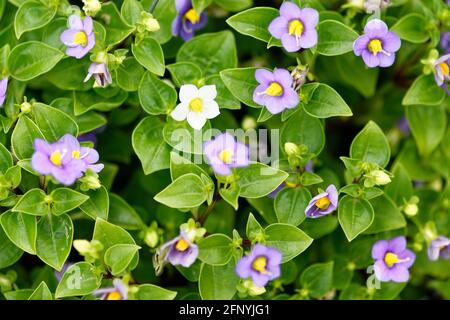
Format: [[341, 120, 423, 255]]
[[274, 187, 311, 226], [99, 2, 135, 46], [220, 67, 260, 108], [135, 284, 177, 300], [364, 195, 406, 234], [132, 37, 165, 76], [300, 261, 334, 298], [402, 74, 446, 106], [391, 14, 429, 43], [108, 193, 145, 230], [198, 234, 233, 266], [316, 20, 358, 56], [198, 260, 239, 300], [14, 0, 57, 38], [104, 244, 141, 275], [167, 62, 203, 87], [0, 210, 37, 254], [226, 7, 279, 42], [138, 71, 177, 115], [55, 262, 101, 298], [79, 186, 109, 220], [50, 188, 89, 215], [302, 83, 353, 118], [338, 195, 374, 241], [12, 188, 50, 216], [28, 281, 53, 300], [11, 115, 44, 160]]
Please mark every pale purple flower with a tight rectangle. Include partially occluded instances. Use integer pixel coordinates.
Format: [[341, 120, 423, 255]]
[[253, 68, 299, 114], [268, 2, 319, 52], [93, 279, 128, 300], [433, 54, 450, 94], [0, 77, 8, 106], [203, 132, 249, 176], [84, 63, 112, 88], [305, 184, 338, 218], [171, 0, 207, 41], [441, 32, 450, 53], [353, 19, 401, 68], [427, 236, 450, 261], [235, 244, 282, 287], [159, 231, 198, 267], [62, 133, 104, 173], [60, 15, 95, 59], [372, 236, 415, 283], [397, 117, 410, 136]]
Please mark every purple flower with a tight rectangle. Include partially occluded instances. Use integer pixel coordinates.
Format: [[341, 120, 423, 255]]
[[397, 117, 410, 136], [427, 236, 450, 261], [0, 77, 8, 107], [203, 132, 249, 176], [60, 15, 95, 59], [268, 2, 319, 52], [305, 184, 338, 218], [433, 54, 450, 91], [253, 69, 299, 114], [84, 62, 112, 88], [171, 0, 207, 41], [372, 236, 416, 283], [441, 32, 450, 53], [235, 244, 282, 287], [93, 279, 128, 300], [159, 231, 198, 267], [353, 19, 401, 68], [64, 134, 104, 173]]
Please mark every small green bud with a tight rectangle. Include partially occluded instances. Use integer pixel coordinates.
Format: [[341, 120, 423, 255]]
[[242, 116, 257, 130], [403, 203, 418, 217], [20, 101, 32, 114], [82, 0, 102, 17], [284, 142, 300, 156]]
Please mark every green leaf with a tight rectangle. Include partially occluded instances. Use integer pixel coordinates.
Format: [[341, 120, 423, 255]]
[[104, 244, 141, 275], [205, 74, 241, 110], [338, 195, 374, 241], [265, 223, 313, 263], [147, 0, 177, 44], [0, 142, 13, 173], [28, 281, 52, 300], [246, 212, 264, 241], [138, 71, 177, 115], [246, 197, 278, 224], [170, 151, 209, 180], [42, 18, 67, 51], [281, 109, 325, 155], [350, 121, 390, 168], [36, 213, 73, 271], [163, 117, 212, 155], [132, 116, 170, 175], [177, 31, 237, 76], [372, 282, 406, 300], [92, 218, 137, 252], [167, 62, 203, 87], [108, 193, 145, 230], [132, 37, 165, 76], [0, 225, 23, 269], [55, 262, 101, 298], [235, 162, 288, 198], [154, 173, 208, 208], [135, 284, 177, 300], [0, 210, 37, 254], [220, 67, 260, 108], [402, 74, 446, 106], [316, 20, 358, 56], [214, 0, 252, 11], [391, 14, 429, 43], [198, 234, 233, 266], [115, 57, 145, 92], [385, 164, 412, 205], [73, 89, 128, 116], [99, 2, 134, 46], [46, 58, 92, 91], [121, 0, 144, 25], [274, 187, 311, 226], [192, 0, 212, 12], [300, 261, 334, 298], [4, 289, 34, 301], [302, 83, 352, 118], [219, 184, 240, 210], [406, 105, 447, 157], [226, 7, 279, 42], [364, 195, 406, 234], [50, 188, 89, 215], [13, 188, 50, 216], [14, 0, 57, 38], [11, 115, 44, 160], [198, 260, 239, 300], [8, 41, 63, 81], [79, 186, 109, 220]]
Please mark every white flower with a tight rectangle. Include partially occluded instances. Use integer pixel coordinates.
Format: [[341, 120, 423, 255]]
[[171, 84, 220, 130]]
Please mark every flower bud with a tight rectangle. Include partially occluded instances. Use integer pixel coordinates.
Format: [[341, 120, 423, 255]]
[[144, 228, 159, 248], [369, 170, 391, 185], [403, 203, 418, 217], [284, 142, 300, 156], [180, 218, 206, 243], [73, 239, 103, 260], [82, 0, 102, 17], [20, 101, 32, 114], [242, 279, 266, 296], [242, 116, 257, 130], [142, 14, 160, 32], [79, 170, 101, 191]]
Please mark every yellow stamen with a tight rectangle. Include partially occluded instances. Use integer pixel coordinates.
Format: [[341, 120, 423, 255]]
[[218, 149, 233, 164], [368, 39, 383, 56], [175, 239, 190, 252], [315, 196, 330, 210], [184, 8, 200, 24], [265, 82, 283, 97], [106, 291, 122, 300], [72, 150, 80, 159], [252, 256, 267, 273], [50, 151, 62, 167], [384, 252, 402, 268], [440, 62, 449, 77], [73, 31, 88, 47], [288, 19, 304, 37], [189, 97, 203, 112]]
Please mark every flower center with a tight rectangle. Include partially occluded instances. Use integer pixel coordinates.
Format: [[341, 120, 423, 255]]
[[189, 97, 203, 112], [106, 291, 122, 300], [73, 31, 88, 47], [288, 19, 304, 37], [384, 252, 410, 268], [72, 150, 80, 159], [175, 239, 190, 252], [368, 39, 383, 56], [184, 8, 200, 24], [265, 82, 283, 97], [252, 256, 267, 274], [218, 149, 233, 164], [50, 151, 62, 167], [315, 196, 330, 210], [440, 62, 450, 77]]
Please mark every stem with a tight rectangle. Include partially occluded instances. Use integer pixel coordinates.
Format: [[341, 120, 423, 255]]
[[198, 198, 217, 225], [149, 0, 159, 13]]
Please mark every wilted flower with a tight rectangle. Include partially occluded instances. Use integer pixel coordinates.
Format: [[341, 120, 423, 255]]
[[82, 0, 101, 16], [253, 68, 299, 114], [268, 2, 319, 52], [433, 54, 450, 93], [157, 230, 199, 267], [60, 15, 95, 59], [171, 84, 220, 130], [353, 19, 401, 68], [203, 132, 249, 176], [427, 236, 450, 261], [171, 0, 207, 41], [235, 244, 282, 287], [305, 184, 338, 218], [93, 279, 128, 300], [84, 62, 112, 88], [0, 77, 8, 107], [441, 32, 450, 53], [372, 236, 415, 282]]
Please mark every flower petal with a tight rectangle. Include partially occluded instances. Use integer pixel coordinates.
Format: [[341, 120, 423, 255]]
[[202, 100, 220, 119], [281, 34, 301, 52], [187, 111, 207, 130], [198, 85, 217, 101], [171, 103, 189, 121], [179, 84, 199, 102], [279, 1, 302, 20], [268, 16, 288, 39]]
